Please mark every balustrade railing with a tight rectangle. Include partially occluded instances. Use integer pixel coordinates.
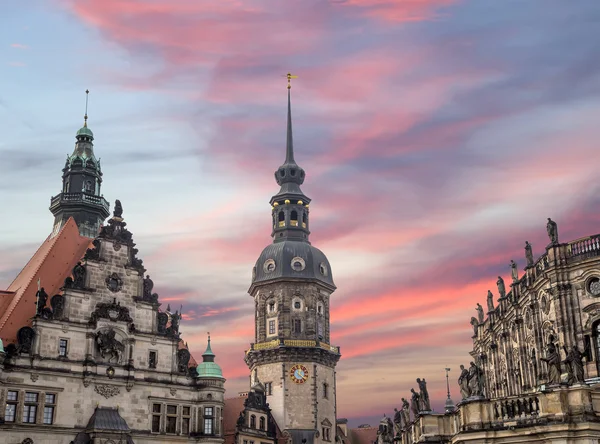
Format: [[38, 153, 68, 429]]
[[50, 192, 109, 210], [568, 235, 600, 259], [247, 339, 340, 354], [493, 395, 539, 421]]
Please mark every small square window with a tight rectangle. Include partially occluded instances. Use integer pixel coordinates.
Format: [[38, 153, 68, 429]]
[[294, 301, 301, 309], [269, 320, 276, 335], [182, 406, 190, 416], [166, 405, 177, 415]]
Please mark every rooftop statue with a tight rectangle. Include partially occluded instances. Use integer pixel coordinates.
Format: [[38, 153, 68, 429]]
[[476, 303, 484, 323], [510, 260, 518, 282], [541, 342, 561, 385], [497, 276, 506, 299], [417, 378, 431, 411], [486, 290, 495, 312], [525, 241, 534, 267], [458, 364, 470, 399], [547, 218, 558, 244]]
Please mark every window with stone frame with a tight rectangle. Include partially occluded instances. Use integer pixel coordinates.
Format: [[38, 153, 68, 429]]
[[264, 382, 272, 396], [4, 390, 18, 422], [268, 319, 276, 335], [250, 414, 256, 428], [181, 406, 191, 435], [59, 339, 68, 357], [204, 406, 214, 435], [43, 394, 57, 425], [293, 318, 302, 334], [259, 416, 265, 430], [23, 392, 39, 423], [322, 426, 331, 442], [151, 404, 162, 433], [268, 300, 276, 313], [166, 405, 177, 433], [323, 383, 329, 399], [148, 350, 157, 369]]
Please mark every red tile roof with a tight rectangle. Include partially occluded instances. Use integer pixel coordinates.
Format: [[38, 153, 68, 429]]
[[224, 396, 246, 444], [0, 218, 92, 344]]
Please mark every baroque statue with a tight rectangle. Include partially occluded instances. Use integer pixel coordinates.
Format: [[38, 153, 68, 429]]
[[393, 408, 402, 435], [525, 241, 534, 267], [563, 345, 586, 384], [410, 388, 420, 417], [35, 287, 48, 316], [114, 199, 123, 218], [401, 397, 410, 426], [142, 275, 158, 303], [510, 260, 518, 282], [467, 361, 484, 397], [476, 303, 484, 323], [546, 218, 558, 245], [72, 261, 86, 289], [497, 276, 506, 299], [458, 364, 470, 399], [417, 378, 431, 411], [486, 290, 495, 312], [540, 342, 561, 384], [470, 317, 479, 335]]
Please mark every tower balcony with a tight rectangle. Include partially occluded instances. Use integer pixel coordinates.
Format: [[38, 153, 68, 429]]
[[50, 192, 110, 213], [246, 339, 340, 355]]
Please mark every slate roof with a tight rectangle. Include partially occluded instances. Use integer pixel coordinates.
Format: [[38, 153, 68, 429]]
[[0, 218, 92, 344], [86, 407, 131, 431]]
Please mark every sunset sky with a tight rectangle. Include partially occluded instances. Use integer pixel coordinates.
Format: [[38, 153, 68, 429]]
[[2, 0, 600, 425]]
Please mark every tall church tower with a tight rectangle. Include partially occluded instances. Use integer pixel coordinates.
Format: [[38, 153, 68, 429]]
[[245, 77, 340, 444], [49, 91, 110, 238]]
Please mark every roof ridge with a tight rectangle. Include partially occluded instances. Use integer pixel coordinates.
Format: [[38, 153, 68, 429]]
[[0, 219, 81, 331]]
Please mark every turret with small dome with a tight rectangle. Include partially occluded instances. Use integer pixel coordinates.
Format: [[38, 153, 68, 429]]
[[49, 90, 110, 238], [197, 334, 224, 379]]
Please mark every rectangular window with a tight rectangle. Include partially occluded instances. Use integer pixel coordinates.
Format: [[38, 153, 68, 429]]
[[149, 350, 157, 369], [151, 403, 162, 433], [244, 440, 249, 444], [59, 339, 68, 357], [23, 392, 39, 424], [293, 319, 302, 334], [323, 383, 329, 399], [322, 427, 331, 441], [204, 407, 214, 435], [5, 391, 18, 422], [43, 394, 56, 425], [264, 382, 272, 395], [182, 406, 191, 435], [166, 405, 177, 433], [268, 320, 276, 335]]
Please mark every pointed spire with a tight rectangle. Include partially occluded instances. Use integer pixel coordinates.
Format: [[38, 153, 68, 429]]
[[203, 332, 215, 360], [285, 73, 298, 164], [84, 89, 90, 127]]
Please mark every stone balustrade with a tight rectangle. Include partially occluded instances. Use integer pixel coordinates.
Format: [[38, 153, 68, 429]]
[[568, 234, 600, 260], [50, 192, 110, 211], [493, 394, 539, 421], [246, 339, 340, 354]]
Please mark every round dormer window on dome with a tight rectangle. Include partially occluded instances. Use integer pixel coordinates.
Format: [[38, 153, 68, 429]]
[[291, 257, 305, 272], [263, 259, 276, 274], [319, 262, 328, 277]]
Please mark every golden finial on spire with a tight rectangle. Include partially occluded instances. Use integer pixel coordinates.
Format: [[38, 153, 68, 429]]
[[286, 73, 298, 90], [84, 89, 90, 127]]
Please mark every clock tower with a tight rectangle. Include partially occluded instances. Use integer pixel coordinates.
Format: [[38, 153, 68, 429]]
[[245, 77, 340, 444]]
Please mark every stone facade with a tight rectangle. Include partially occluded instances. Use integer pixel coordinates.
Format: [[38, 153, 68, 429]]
[[0, 210, 225, 443], [377, 222, 600, 444]]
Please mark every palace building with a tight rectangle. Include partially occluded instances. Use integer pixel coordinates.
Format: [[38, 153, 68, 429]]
[[0, 108, 226, 443]]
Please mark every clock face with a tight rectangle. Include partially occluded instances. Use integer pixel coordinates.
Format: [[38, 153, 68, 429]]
[[289, 364, 309, 384]]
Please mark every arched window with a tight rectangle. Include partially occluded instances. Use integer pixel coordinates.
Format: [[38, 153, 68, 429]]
[[259, 416, 265, 430], [302, 212, 307, 228], [278, 211, 285, 227], [250, 415, 256, 429], [85, 180, 93, 193], [593, 320, 600, 375], [290, 210, 298, 227]]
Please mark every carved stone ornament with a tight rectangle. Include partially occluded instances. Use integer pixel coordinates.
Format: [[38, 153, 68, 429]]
[[51, 294, 65, 320], [94, 384, 120, 399], [588, 277, 600, 296], [178, 349, 191, 373], [170, 388, 177, 396], [157, 313, 169, 334], [89, 298, 133, 325], [30, 373, 39, 382], [540, 294, 550, 315], [95, 328, 125, 364], [84, 239, 102, 261], [22, 439, 34, 444], [105, 273, 123, 293], [583, 303, 600, 329]]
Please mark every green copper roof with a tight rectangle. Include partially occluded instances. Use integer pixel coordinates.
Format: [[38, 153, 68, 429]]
[[76, 125, 94, 139], [196, 336, 223, 379]]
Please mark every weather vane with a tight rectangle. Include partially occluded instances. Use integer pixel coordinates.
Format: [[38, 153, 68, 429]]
[[286, 72, 298, 90]]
